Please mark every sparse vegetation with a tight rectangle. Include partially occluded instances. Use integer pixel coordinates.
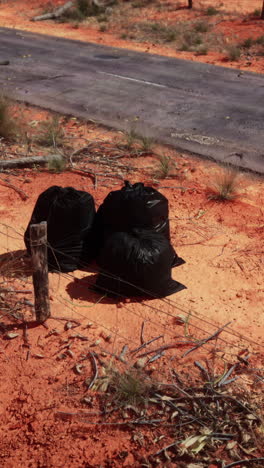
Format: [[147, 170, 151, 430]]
[[36, 115, 65, 147], [59, 7, 85, 22], [179, 42, 190, 51], [123, 127, 138, 150], [76, 0, 102, 17], [154, 154, 177, 179], [241, 37, 254, 48], [138, 135, 154, 153], [59, 0, 106, 22], [225, 45, 241, 61], [205, 6, 220, 16], [47, 155, 66, 173], [0, 95, 17, 140], [252, 8, 261, 17], [256, 35, 264, 45], [132, 0, 155, 8], [141, 22, 179, 43], [207, 167, 241, 201], [194, 20, 210, 33], [194, 44, 208, 55], [182, 30, 203, 47], [126, 19, 224, 55], [99, 24, 107, 32], [108, 369, 154, 407]]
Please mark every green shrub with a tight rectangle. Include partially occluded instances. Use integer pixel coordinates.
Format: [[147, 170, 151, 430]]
[[252, 9, 261, 17], [225, 45, 241, 61], [178, 42, 190, 51], [205, 6, 219, 16], [0, 95, 17, 140], [241, 37, 254, 48], [36, 115, 64, 147], [123, 127, 138, 150], [255, 35, 264, 45], [109, 369, 153, 407], [138, 135, 154, 152], [47, 155, 66, 173], [183, 31, 203, 46], [77, 0, 99, 16], [164, 29, 178, 42], [195, 44, 208, 55], [194, 21, 210, 33], [154, 155, 177, 179]]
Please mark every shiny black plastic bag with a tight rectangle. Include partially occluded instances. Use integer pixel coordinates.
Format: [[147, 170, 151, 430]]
[[95, 181, 184, 267], [95, 229, 186, 298], [24, 186, 96, 272]]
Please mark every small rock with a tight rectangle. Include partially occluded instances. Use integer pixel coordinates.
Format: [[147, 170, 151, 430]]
[[134, 357, 148, 369], [5, 332, 19, 340]]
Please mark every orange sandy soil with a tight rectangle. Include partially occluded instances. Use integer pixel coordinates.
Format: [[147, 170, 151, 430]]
[[0, 0, 264, 73], [0, 104, 263, 467]]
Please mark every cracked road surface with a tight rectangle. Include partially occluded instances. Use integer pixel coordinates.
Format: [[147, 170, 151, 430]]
[[0, 27, 264, 173]]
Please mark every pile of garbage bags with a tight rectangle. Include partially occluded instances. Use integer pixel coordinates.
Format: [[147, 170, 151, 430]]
[[24, 181, 186, 298]]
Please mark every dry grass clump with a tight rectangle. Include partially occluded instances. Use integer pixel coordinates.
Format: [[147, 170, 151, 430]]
[[47, 155, 66, 173], [154, 154, 178, 179], [225, 44, 241, 61], [36, 115, 65, 147], [109, 368, 154, 407], [0, 95, 17, 141], [207, 167, 242, 201]]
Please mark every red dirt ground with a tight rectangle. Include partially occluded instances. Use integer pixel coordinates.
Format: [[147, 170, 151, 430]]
[[0, 2, 263, 466], [0, 104, 263, 467]]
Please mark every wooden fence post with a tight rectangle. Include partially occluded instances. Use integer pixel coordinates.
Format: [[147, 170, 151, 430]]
[[30, 222, 50, 323]]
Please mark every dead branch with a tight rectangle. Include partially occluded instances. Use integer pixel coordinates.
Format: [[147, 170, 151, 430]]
[[87, 351, 98, 389], [147, 351, 165, 363], [0, 154, 64, 170], [0, 175, 29, 200], [138, 340, 195, 358], [224, 458, 264, 468], [31, 1, 74, 21], [140, 321, 145, 345], [153, 442, 176, 456], [182, 321, 232, 357], [131, 335, 163, 354], [119, 344, 128, 361]]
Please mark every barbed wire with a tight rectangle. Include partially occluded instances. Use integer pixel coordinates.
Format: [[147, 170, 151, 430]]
[[1, 233, 263, 390], [1, 221, 263, 353], [1, 221, 259, 348]]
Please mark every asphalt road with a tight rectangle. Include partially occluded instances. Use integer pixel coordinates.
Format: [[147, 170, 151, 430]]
[[0, 27, 264, 173]]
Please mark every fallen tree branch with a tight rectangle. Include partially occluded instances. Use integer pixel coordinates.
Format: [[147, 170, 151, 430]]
[[182, 321, 232, 357], [224, 458, 264, 468], [0, 175, 29, 200], [0, 154, 64, 170], [31, 1, 74, 21], [87, 351, 98, 390], [138, 340, 195, 358], [140, 321, 145, 345], [131, 335, 163, 354]]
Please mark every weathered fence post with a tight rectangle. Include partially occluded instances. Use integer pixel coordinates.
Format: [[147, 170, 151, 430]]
[[30, 222, 50, 323]]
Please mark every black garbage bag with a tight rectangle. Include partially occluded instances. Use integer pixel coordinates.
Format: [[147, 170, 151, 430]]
[[24, 186, 96, 272], [24, 186, 61, 252], [95, 229, 186, 298], [95, 181, 185, 267]]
